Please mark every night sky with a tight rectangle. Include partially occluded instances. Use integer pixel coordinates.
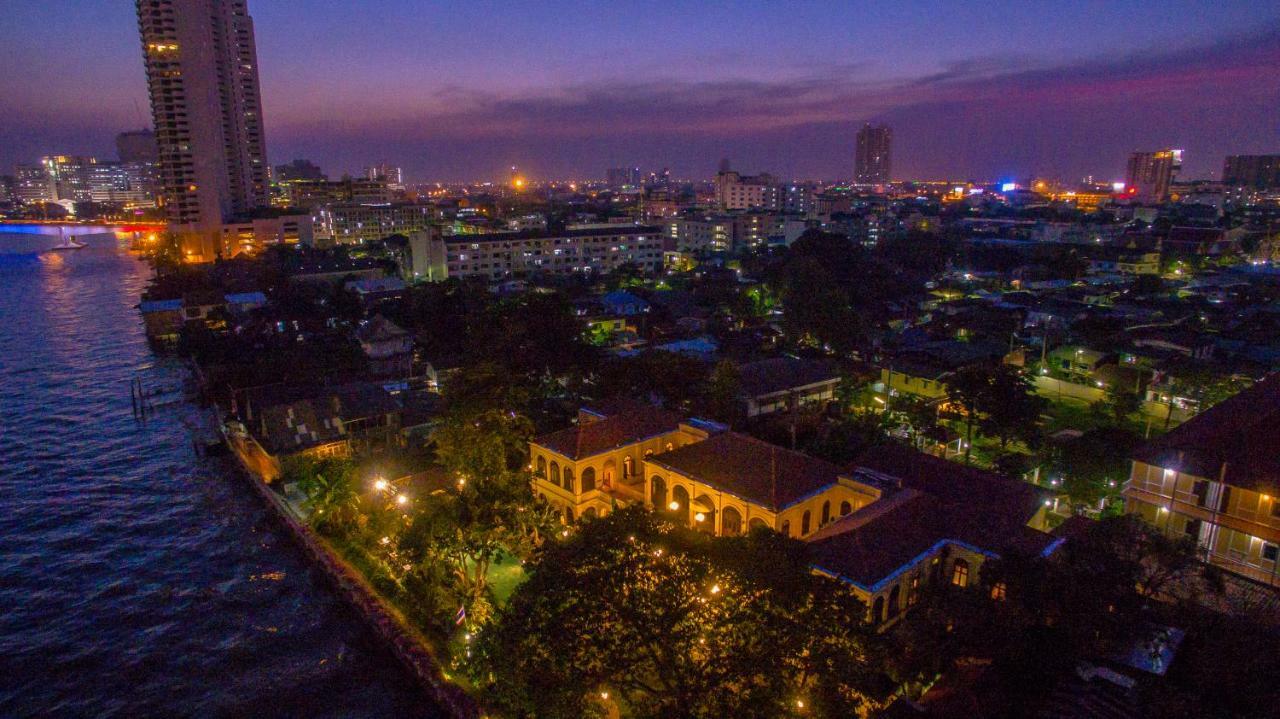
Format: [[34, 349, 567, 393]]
[[2, 1, 1277, 183]]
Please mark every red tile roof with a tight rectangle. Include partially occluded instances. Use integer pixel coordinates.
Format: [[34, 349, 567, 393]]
[[533, 403, 683, 461], [807, 444, 1055, 590], [647, 431, 842, 510], [1132, 373, 1280, 493]]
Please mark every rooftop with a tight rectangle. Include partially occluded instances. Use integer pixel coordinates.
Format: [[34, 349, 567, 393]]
[[737, 357, 841, 398], [647, 431, 843, 511], [534, 402, 684, 461], [807, 444, 1055, 591], [1131, 373, 1280, 493]]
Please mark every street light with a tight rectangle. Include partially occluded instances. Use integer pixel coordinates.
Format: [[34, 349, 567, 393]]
[[374, 478, 388, 492], [694, 512, 706, 523], [396, 494, 409, 506], [668, 501, 680, 511]]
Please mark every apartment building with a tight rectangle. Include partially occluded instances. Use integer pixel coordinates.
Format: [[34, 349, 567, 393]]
[[1123, 375, 1280, 587], [411, 224, 664, 281]]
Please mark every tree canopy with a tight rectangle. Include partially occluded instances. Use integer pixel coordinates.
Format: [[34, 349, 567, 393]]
[[471, 507, 888, 718]]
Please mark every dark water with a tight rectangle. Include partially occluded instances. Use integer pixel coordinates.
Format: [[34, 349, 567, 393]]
[[0, 245, 438, 717]]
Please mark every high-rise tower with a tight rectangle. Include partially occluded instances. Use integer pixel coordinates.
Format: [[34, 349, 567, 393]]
[[1125, 149, 1181, 203], [854, 123, 892, 185], [136, 0, 269, 230]]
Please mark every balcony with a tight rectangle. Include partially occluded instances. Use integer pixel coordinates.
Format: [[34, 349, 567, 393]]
[[1201, 550, 1280, 588]]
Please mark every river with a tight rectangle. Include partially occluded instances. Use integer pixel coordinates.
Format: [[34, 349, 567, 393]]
[[0, 235, 439, 717]]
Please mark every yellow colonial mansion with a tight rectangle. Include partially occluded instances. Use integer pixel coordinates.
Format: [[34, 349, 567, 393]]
[[530, 400, 1056, 626]]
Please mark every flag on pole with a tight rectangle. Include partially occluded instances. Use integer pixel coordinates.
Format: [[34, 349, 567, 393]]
[[454, 605, 466, 626]]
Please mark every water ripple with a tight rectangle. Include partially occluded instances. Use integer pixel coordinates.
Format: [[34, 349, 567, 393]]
[[0, 242, 437, 717]]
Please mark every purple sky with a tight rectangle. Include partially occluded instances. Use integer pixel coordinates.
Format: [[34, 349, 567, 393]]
[[2, 1, 1278, 183]]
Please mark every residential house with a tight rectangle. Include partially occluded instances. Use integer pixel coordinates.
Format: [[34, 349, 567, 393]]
[[736, 357, 842, 417], [356, 315, 413, 377], [809, 445, 1055, 627], [1123, 374, 1280, 587]]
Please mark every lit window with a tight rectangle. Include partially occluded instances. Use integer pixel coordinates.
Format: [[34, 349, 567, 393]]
[[951, 559, 969, 588], [990, 582, 1007, 601]]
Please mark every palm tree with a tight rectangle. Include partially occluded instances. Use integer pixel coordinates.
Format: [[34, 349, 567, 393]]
[[289, 457, 361, 535]]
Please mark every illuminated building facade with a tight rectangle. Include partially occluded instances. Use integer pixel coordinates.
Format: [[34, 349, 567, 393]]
[[855, 123, 892, 185], [530, 403, 1055, 627], [714, 170, 782, 211], [1125, 149, 1181, 203], [138, 0, 272, 259], [1124, 375, 1280, 588], [413, 224, 664, 281]]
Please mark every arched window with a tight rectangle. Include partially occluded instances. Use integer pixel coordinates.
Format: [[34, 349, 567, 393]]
[[821, 500, 831, 526], [990, 581, 1007, 601], [781, 520, 791, 537], [909, 575, 920, 606], [565, 506, 575, 523], [580, 467, 596, 493], [549, 461, 561, 487], [563, 467, 575, 493], [872, 597, 885, 624], [623, 456, 634, 479], [584, 507, 598, 520], [840, 501, 852, 516], [888, 585, 901, 618], [672, 486, 690, 524], [801, 510, 812, 536], [650, 475, 666, 508], [538, 493, 547, 504], [602, 460, 616, 487], [536, 456, 546, 478], [721, 507, 743, 536], [749, 518, 768, 532], [951, 559, 970, 588]]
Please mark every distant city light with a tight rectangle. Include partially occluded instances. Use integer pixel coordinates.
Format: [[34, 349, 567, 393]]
[[1001, 182, 1017, 192]]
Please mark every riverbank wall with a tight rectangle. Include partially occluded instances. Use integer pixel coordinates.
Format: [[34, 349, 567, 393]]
[[225, 433, 480, 719]]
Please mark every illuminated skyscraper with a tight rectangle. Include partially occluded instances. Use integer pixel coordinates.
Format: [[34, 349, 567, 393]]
[[136, 0, 269, 228], [855, 123, 892, 185], [1125, 149, 1181, 203]]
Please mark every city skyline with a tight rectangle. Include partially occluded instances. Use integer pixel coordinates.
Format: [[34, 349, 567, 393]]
[[1, 2, 1278, 182]]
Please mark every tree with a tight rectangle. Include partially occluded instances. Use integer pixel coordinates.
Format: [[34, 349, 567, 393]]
[[704, 360, 744, 425], [889, 515, 1209, 714], [405, 408, 553, 627], [946, 365, 990, 465], [897, 395, 940, 450], [1053, 428, 1140, 511], [978, 365, 1047, 450], [285, 456, 362, 535], [948, 364, 1045, 462], [432, 408, 535, 480], [398, 465, 554, 629], [471, 507, 887, 718], [595, 352, 709, 411], [1097, 384, 1141, 426]]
